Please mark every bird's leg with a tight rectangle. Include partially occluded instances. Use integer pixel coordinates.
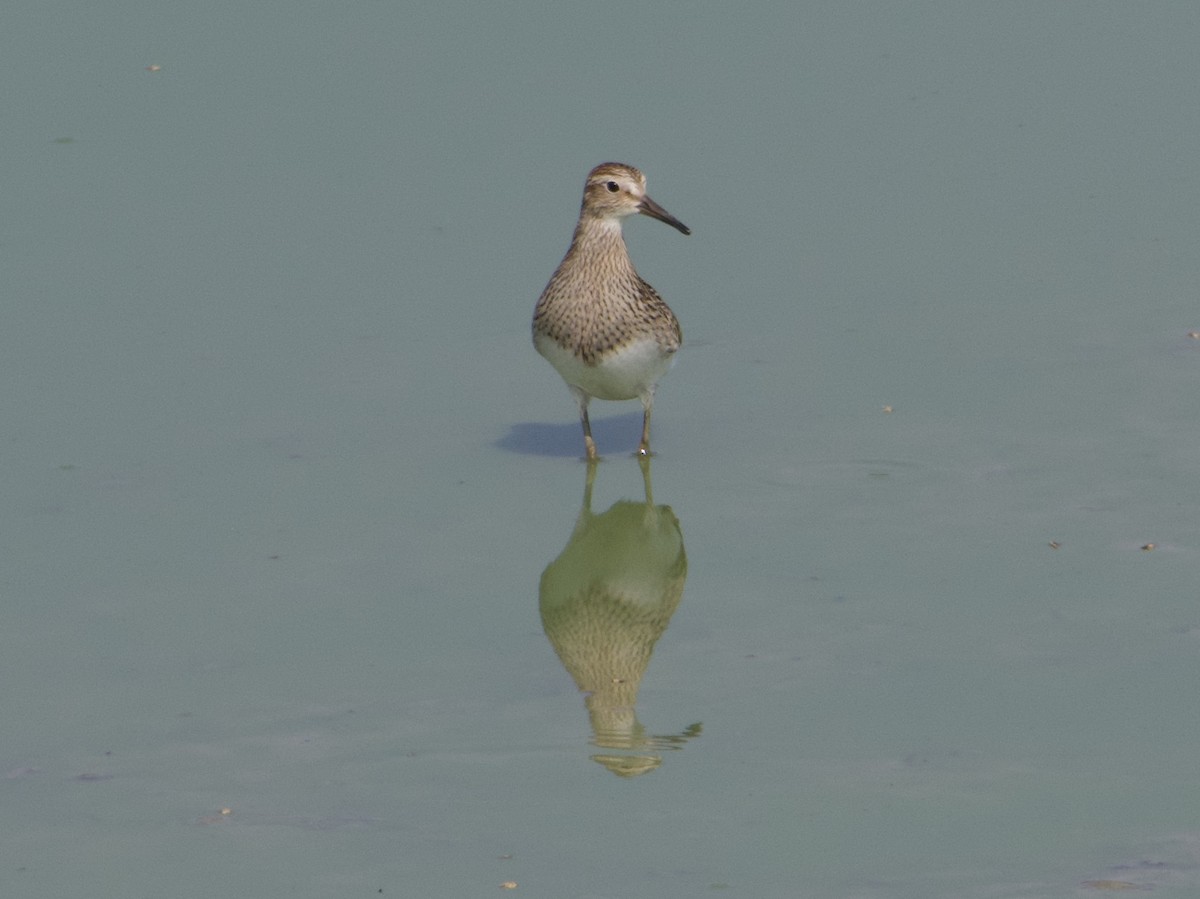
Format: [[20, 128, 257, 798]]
[[637, 389, 655, 457], [581, 409, 597, 461], [575, 391, 598, 461]]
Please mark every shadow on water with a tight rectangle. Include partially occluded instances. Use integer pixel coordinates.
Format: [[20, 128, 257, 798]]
[[498, 412, 646, 458], [538, 456, 701, 777]]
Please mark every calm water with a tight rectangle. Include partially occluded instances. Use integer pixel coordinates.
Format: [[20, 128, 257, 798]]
[[4, 3, 1199, 897]]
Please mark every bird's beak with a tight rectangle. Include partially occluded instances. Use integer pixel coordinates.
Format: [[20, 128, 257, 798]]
[[638, 195, 691, 235]]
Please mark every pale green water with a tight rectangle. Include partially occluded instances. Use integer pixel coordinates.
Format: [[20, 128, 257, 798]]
[[4, 3, 1200, 897]]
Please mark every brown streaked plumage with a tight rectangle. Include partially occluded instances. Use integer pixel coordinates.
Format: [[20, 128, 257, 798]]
[[533, 162, 690, 460]]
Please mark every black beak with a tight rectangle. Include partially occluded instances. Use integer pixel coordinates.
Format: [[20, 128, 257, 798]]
[[638, 195, 691, 235]]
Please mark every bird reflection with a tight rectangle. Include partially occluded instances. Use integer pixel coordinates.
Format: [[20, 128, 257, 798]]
[[539, 457, 700, 776]]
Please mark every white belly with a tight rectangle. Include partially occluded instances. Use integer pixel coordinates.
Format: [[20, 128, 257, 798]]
[[536, 334, 674, 401]]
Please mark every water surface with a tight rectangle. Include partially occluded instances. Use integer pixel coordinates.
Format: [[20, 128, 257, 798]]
[[4, 3, 1199, 897]]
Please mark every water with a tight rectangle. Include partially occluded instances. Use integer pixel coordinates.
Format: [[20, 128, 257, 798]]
[[4, 2, 1199, 896]]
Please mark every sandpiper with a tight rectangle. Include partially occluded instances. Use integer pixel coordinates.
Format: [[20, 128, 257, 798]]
[[533, 162, 690, 460]]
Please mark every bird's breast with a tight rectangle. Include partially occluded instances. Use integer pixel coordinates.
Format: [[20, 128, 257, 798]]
[[535, 331, 675, 401]]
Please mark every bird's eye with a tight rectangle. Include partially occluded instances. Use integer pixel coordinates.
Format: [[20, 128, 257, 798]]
[[605, 181, 620, 193]]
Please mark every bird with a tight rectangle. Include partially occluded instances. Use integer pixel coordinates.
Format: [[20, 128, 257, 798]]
[[533, 162, 690, 460]]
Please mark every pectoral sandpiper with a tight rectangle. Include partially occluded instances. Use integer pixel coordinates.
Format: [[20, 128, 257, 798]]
[[533, 162, 690, 460]]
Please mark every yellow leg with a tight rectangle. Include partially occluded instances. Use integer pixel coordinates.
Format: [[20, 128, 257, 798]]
[[581, 405, 598, 461], [637, 389, 655, 457]]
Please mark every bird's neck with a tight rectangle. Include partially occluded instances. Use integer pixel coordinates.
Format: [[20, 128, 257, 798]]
[[566, 216, 632, 268]]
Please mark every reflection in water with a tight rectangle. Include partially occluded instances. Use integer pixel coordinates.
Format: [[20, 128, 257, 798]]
[[539, 457, 700, 777]]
